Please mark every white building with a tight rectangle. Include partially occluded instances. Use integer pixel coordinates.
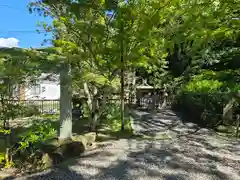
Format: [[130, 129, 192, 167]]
[[24, 73, 60, 100]]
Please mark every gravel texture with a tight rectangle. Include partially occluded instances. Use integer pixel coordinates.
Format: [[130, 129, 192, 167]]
[[8, 109, 240, 180]]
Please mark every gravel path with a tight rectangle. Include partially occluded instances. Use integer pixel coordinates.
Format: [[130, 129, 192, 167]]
[[7, 109, 240, 180]]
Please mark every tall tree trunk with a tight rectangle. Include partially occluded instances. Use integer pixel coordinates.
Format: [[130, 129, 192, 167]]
[[59, 63, 72, 140], [89, 96, 98, 132], [129, 70, 136, 105], [83, 83, 99, 132], [120, 21, 125, 131]]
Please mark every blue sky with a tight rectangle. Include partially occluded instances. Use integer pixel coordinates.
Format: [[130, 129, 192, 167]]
[[0, 0, 52, 48]]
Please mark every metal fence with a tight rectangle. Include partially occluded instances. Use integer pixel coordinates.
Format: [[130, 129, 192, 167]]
[[5, 99, 60, 115], [135, 94, 172, 109], [4, 98, 123, 118]]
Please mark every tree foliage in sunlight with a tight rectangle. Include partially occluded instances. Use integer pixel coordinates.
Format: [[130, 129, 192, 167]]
[[28, 0, 240, 131], [28, 0, 171, 131]]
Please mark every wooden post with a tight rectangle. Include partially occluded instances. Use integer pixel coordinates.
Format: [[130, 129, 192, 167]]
[[41, 100, 44, 114]]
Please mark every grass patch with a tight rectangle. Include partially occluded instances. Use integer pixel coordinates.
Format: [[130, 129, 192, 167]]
[[96, 117, 134, 142], [95, 104, 135, 141], [0, 117, 59, 154], [40, 114, 59, 120]]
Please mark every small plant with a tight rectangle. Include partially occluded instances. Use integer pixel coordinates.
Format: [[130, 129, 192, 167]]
[[11, 121, 56, 157], [0, 152, 5, 166], [21, 104, 41, 117], [102, 103, 133, 133], [0, 129, 11, 135], [0, 129, 12, 168]]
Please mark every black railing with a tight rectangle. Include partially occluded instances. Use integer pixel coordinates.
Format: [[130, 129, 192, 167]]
[[5, 99, 60, 115]]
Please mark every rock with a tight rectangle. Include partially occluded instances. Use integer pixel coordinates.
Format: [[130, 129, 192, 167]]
[[0, 168, 18, 179], [56, 141, 85, 158], [84, 132, 96, 146], [216, 125, 229, 133], [41, 153, 53, 169], [71, 134, 85, 142], [48, 152, 64, 165], [41, 138, 60, 154], [41, 138, 72, 154], [44, 138, 60, 147], [41, 138, 86, 164], [0, 171, 12, 179], [1, 167, 18, 174], [36, 151, 64, 169], [72, 132, 96, 147], [33, 136, 88, 168]]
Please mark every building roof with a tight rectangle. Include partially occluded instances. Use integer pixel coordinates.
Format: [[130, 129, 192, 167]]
[[136, 85, 154, 89], [39, 73, 59, 84], [136, 79, 153, 89]]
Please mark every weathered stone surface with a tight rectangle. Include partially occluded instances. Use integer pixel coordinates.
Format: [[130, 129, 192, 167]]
[[0, 168, 18, 179], [41, 153, 53, 169], [58, 141, 85, 158], [72, 132, 96, 147], [40, 137, 87, 166], [0, 171, 12, 179], [83, 132, 96, 146], [14, 133, 96, 171]]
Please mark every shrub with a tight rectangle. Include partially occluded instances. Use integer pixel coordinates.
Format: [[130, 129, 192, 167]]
[[11, 120, 56, 158], [183, 70, 240, 93], [177, 70, 240, 127], [0, 129, 12, 168], [101, 103, 132, 132], [0, 152, 5, 167], [178, 93, 227, 126], [21, 104, 41, 117]]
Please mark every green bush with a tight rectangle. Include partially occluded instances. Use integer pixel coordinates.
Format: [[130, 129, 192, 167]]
[[0, 152, 5, 167], [183, 70, 240, 93], [12, 120, 56, 157], [21, 104, 41, 117], [177, 70, 240, 127], [178, 93, 227, 126], [101, 103, 132, 132]]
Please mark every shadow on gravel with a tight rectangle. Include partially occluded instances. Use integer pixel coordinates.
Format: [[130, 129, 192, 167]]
[[4, 159, 84, 180], [5, 135, 239, 180], [130, 108, 202, 137], [92, 140, 239, 180], [5, 109, 240, 180]]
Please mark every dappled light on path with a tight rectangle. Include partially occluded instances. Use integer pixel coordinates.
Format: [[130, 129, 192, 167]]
[[7, 109, 240, 180]]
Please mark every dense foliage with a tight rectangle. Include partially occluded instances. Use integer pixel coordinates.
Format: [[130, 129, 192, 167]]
[[176, 70, 239, 127], [0, 0, 239, 171], [184, 70, 240, 93]]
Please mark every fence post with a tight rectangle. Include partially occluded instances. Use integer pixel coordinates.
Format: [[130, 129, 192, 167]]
[[41, 100, 44, 113]]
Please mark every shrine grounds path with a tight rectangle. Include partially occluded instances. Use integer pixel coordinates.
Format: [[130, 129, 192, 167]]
[[8, 109, 240, 180]]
